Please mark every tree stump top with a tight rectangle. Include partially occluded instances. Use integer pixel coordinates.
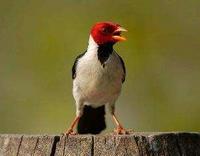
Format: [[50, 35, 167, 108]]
[[0, 132, 199, 156]]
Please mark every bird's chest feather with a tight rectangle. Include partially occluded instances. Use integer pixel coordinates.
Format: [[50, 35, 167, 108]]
[[75, 52, 123, 100]]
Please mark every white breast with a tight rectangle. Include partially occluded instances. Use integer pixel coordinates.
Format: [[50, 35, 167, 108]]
[[73, 36, 124, 107]]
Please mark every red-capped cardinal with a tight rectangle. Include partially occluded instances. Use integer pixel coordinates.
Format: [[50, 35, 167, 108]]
[[65, 22, 128, 135]]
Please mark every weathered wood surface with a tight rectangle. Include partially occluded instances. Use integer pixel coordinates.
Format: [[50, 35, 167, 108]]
[[0, 132, 199, 156]]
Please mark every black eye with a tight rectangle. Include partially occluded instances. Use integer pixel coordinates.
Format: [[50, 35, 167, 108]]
[[102, 27, 110, 34]]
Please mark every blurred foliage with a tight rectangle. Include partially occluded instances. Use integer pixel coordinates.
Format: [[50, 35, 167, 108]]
[[0, 0, 200, 134]]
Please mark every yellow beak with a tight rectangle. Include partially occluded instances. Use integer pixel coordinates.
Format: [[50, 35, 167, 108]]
[[112, 27, 127, 41]]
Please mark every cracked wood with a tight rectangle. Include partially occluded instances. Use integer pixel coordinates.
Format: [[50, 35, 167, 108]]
[[0, 132, 199, 156]]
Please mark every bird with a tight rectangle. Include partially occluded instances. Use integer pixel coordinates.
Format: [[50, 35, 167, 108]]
[[65, 21, 128, 135]]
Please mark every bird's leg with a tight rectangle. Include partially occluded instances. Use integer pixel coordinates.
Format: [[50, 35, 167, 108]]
[[64, 101, 84, 135], [112, 114, 128, 134], [65, 116, 80, 135], [108, 103, 128, 134]]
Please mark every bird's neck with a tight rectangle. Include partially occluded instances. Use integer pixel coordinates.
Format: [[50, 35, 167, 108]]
[[87, 35, 99, 53], [87, 35, 114, 54], [87, 35, 114, 65]]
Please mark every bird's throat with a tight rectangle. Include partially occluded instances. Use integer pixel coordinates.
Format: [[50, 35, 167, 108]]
[[97, 43, 113, 67], [87, 35, 114, 67]]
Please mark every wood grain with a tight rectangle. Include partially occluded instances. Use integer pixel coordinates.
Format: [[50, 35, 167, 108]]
[[0, 132, 199, 156]]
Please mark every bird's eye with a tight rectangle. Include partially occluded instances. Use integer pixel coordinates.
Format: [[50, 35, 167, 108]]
[[101, 27, 109, 34]]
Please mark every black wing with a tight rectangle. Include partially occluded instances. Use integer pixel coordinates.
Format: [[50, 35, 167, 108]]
[[72, 52, 86, 79], [116, 53, 126, 83]]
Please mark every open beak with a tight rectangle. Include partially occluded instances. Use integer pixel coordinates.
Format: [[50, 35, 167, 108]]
[[112, 27, 127, 42]]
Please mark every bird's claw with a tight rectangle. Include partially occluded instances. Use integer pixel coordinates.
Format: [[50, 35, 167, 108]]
[[64, 129, 77, 135], [114, 125, 129, 135]]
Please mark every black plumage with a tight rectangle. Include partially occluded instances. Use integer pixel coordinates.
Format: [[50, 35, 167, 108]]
[[72, 52, 85, 79], [116, 52, 126, 83], [97, 43, 113, 67], [77, 105, 106, 134]]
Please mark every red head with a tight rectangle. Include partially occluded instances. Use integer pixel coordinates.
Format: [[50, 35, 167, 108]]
[[90, 22, 127, 45]]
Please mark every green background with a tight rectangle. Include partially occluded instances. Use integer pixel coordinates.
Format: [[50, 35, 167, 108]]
[[0, 0, 200, 134]]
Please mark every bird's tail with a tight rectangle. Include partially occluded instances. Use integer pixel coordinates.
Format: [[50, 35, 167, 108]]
[[77, 105, 106, 134]]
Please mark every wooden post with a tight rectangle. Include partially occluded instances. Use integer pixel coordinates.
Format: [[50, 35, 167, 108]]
[[0, 132, 199, 156]]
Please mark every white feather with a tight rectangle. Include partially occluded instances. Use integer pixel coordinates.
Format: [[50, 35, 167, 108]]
[[73, 36, 124, 116]]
